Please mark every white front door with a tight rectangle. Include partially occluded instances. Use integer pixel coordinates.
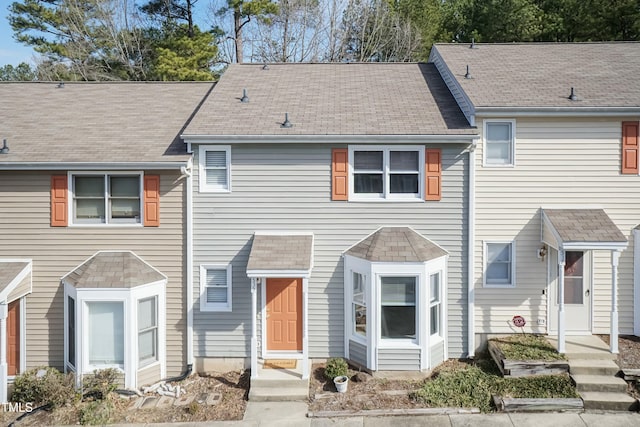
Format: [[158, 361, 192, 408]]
[[549, 250, 592, 334]]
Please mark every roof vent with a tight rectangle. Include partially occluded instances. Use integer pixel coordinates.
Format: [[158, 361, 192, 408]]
[[464, 65, 472, 79], [281, 113, 292, 128], [0, 139, 9, 154], [262, 63, 269, 70], [470, 38, 476, 49], [240, 88, 249, 103], [568, 87, 578, 101], [57, 81, 64, 89]]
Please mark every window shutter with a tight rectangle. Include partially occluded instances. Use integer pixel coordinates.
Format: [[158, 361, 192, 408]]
[[622, 121, 639, 174], [332, 148, 348, 201], [425, 148, 442, 201], [51, 175, 68, 227], [143, 175, 160, 227]]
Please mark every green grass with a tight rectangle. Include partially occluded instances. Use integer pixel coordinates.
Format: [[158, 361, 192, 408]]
[[411, 356, 578, 412], [492, 334, 567, 361]]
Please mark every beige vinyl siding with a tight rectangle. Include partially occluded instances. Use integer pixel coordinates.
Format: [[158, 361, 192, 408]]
[[474, 117, 637, 334], [137, 363, 161, 388], [7, 274, 31, 304], [193, 143, 470, 360], [0, 171, 186, 376]]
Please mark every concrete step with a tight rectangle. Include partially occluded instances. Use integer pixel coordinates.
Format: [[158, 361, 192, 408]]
[[571, 374, 628, 393], [248, 378, 309, 402], [569, 359, 620, 376], [580, 391, 639, 411]]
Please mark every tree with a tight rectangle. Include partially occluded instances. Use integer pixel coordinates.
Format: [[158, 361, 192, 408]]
[[0, 62, 37, 81], [141, 0, 198, 37], [215, 0, 278, 63], [151, 24, 218, 80], [9, 0, 149, 80]]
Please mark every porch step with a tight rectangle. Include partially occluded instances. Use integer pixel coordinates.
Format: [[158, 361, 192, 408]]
[[569, 359, 620, 376], [248, 378, 309, 402], [580, 391, 639, 411], [571, 374, 628, 393]]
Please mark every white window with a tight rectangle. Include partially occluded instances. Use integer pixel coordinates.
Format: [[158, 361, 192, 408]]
[[72, 173, 142, 224], [67, 296, 76, 368], [199, 145, 231, 192], [138, 297, 158, 366], [429, 272, 442, 337], [484, 120, 515, 166], [380, 276, 417, 341], [87, 301, 125, 367], [484, 241, 515, 287], [349, 146, 424, 200], [352, 272, 367, 339], [200, 264, 232, 312]]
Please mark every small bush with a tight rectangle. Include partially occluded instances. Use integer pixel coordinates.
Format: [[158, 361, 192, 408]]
[[83, 368, 119, 399], [79, 398, 115, 425], [324, 357, 348, 380], [12, 367, 77, 408]]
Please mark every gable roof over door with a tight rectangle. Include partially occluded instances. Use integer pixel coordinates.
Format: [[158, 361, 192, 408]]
[[541, 208, 628, 251], [182, 63, 477, 141], [431, 42, 640, 115], [0, 82, 213, 168]]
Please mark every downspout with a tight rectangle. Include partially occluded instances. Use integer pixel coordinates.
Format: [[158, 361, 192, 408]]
[[467, 139, 477, 358], [182, 159, 194, 368], [635, 229, 640, 337]]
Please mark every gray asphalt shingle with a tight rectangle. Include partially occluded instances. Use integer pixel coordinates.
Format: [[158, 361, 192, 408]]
[[0, 262, 29, 294], [247, 234, 313, 271], [543, 209, 627, 243], [345, 227, 448, 262]]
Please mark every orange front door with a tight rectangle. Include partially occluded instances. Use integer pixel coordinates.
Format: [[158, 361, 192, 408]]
[[7, 300, 20, 376], [266, 278, 302, 351]]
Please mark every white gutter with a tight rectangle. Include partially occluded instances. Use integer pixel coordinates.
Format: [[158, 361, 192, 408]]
[[476, 107, 640, 117], [181, 134, 478, 144], [467, 139, 477, 358], [182, 158, 194, 367], [0, 162, 189, 171]]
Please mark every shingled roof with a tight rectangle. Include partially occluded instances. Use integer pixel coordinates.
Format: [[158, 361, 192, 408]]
[[63, 251, 166, 289], [432, 42, 640, 110], [542, 209, 627, 245], [345, 227, 448, 262], [0, 81, 213, 166], [247, 233, 313, 273], [182, 63, 476, 138], [0, 261, 30, 295]]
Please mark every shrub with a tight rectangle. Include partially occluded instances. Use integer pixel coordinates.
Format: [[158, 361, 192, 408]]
[[83, 368, 119, 399], [324, 357, 348, 380], [12, 367, 77, 408], [79, 398, 115, 425]]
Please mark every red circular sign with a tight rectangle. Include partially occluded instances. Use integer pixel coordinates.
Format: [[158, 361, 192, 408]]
[[512, 315, 526, 327]]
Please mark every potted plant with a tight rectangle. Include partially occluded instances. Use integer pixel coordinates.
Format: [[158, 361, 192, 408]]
[[324, 357, 349, 393]]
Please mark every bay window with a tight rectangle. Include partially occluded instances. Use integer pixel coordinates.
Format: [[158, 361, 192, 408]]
[[380, 276, 416, 340], [352, 272, 367, 338], [138, 297, 158, 366], [88, 302, 124, 367]]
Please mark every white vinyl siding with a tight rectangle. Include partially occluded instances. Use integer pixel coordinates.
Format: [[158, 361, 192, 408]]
[[473, 117, 636, 335], [483, 120, 515, 167], [199, 145, 231, 192], [200, 265, 232, 312]]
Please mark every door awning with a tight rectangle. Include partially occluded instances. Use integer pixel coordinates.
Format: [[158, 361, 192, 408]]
[[541, 208, 628, 251], [246, 232, 314, 278], [0, 260, 32, 304]]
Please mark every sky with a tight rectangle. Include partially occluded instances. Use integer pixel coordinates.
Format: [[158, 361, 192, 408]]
[[0, 4, 36, 66]]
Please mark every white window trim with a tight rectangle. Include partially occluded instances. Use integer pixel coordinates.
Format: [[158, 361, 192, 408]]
[[67, 171, 144, 227], [137, 296, 159, 368], [483, 119, 516, 167], [483, 240, 516, 288], [200, 264, 233, 312], [348, 145, 425, 201], [377, 272, 421, 347], [348, 271, 368, 345], [84, 298, 127, 372], [429, 271, 444, 340], [198, 145, 231, 193]]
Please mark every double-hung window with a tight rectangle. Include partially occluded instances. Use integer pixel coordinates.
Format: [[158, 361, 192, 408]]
[[485, 241, 515, 287], [429, 272, 442, 337], [87, 301, 125, 367], [484, 120, 515, 166], [352, 272, 367, 339], [199, 145, 231, 192], [73, 173, 141, 224], [138, 297, 158, 366], [200, 265, 233, 312], [350, 146, 424, 200], [380, 276, 416, 340]]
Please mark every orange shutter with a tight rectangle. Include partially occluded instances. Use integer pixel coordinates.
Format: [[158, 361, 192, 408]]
[[425, 148, 442, 201], [143, 175, 160, 227], [622, 121, 639, 174], [332, 148, 348, 201], [50, 175, 68, 226]]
